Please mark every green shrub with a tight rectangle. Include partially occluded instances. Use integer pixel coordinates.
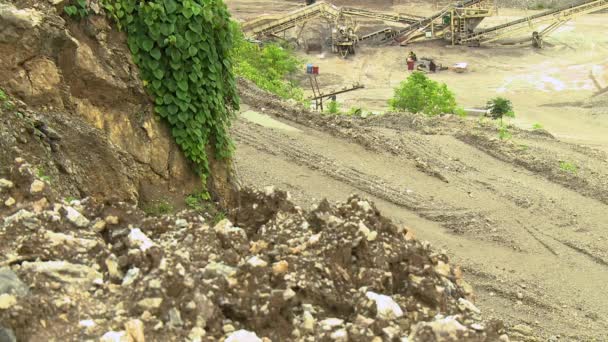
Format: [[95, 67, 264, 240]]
[[326, 100, 340, 114], [64, 0, 89, 18], [231, 23, 303, 100], [102, 0, 238, 176], [346, 106, 363, 116], [388, 72, 460, 116], [486, 97, 515, 124], [498, 124, 512, 140], [559, 161, 577, 174], [532, 123, 543, 130]]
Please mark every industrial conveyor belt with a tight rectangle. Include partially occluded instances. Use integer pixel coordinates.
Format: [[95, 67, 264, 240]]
[[243, 1, 425, 38], [460, 0, 608, 44], [387, 0, 490, 42]]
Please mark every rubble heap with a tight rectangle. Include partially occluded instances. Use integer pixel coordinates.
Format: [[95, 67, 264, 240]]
[[0, 158, 507, 341]]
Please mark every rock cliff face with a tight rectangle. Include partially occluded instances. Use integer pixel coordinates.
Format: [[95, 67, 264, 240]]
[[0, 1, 204, 204]]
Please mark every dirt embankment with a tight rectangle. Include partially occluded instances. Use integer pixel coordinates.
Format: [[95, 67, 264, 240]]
[[0, 0, 238, 206], [0, 157, 507, 341], [235, 79, 608, 340]]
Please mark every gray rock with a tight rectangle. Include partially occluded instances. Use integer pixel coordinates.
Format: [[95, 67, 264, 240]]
[[0, 327, 17, 342], [121, 267, 140, 286], [20, 261, 102, 285], [203, 262, 237, 280], [175, 219, 188, 228], [0, 268, 28, 296], [168, 307, 183, 327], [2, 209, 35, 227], [64, 206, 90, 228]]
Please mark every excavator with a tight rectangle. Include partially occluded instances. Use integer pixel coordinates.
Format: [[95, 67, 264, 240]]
[[241, 0, 608, 57]]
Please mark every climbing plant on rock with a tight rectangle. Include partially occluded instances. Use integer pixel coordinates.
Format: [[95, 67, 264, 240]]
[[102, 0, 239, 175]]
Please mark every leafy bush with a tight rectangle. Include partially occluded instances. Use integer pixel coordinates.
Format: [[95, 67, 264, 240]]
[[486, 97, 515, 124], [389, 72, 460, 116], [231, 23, 303, 100], [347, 106, 363, 116], [102, 0, 238, 176], [532, 123, 543, 130], [559, 161, 577, 174], [326, 100, 340, 114], [498, 124, 512, 140], [64, 0, 89, 18]]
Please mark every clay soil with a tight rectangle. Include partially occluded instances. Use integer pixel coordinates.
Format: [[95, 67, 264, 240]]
[[228, 0, 608, 340]]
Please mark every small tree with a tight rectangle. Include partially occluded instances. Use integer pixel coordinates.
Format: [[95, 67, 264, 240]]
[[486, 97, 515, 124], [389, 72, 460, 116]]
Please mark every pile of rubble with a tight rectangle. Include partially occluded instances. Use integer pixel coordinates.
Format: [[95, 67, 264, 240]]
[[0, 157, 507, 341]]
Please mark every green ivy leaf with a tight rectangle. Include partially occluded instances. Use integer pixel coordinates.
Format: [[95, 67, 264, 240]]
[[177, 79, 189, 91], [168, 104, 179, 115], [153, 68, 164, 79], [140, 38, 154, 52], [150, 47, 162, 60], [160, 22, 175, 36], [164, 0, 178, 14], [182, 7, 193, 19], [178, 112, 188, 123]]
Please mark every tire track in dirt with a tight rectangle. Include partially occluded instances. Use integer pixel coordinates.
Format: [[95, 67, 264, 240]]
[[233, 120, 492, 235]]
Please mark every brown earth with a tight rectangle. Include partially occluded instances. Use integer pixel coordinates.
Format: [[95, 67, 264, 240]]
[[233, 77, 608, 341], [228, 1, 608, 339]]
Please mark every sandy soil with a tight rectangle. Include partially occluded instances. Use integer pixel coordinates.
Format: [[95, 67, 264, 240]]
[[227, 1, 608, 340]]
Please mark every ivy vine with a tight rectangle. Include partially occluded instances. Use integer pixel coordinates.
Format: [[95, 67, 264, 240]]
[[101, 0, 239, 175]]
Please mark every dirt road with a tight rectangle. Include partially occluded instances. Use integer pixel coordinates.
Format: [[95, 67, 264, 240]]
[[227, 1, 608, 339]]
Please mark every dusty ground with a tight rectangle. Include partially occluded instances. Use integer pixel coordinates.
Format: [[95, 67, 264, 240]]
[[227, 1, 608, 339]]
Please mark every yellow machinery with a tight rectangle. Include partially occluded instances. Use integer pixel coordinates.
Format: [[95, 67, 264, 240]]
[[242, 1, 422, 58], [389, 0, 495, 45], [242, 0, 608, 54]]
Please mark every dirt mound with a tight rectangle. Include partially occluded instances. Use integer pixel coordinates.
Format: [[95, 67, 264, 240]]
[[0, 157, 507, 341]]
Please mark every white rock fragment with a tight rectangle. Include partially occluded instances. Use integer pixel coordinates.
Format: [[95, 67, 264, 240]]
[[30, 180, 45, 194], [3, 209, 35, 226], [320, 318, 344, 331], [128, 228, 156, 252], [21, 261, 102, 285], [64, 206, 90, 228], [366, 291, 404, 320], [203, 262, 237, 280], [4, 197, 15, 207], [357, 200, 373, 212], [458, 298, 481, 314], [264, 186, 275, 196], [358, 221, 378, 242], [137, 297, 163, 310], [213, 219, 247, 239], [0, 179, 14, 190], [100, 330, 129, 342], [0, 294, 17, 309], [79, 319, 96, 328], [125, 319, 145, 342], [188, 327, 206, 341], [330, 329, 348, 341], [246, 256, 268, 268], [225, 329, 262, 342], [122, 267, 140, 286], [283, 288, 296, 301], [175, 218, 188, 228]]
